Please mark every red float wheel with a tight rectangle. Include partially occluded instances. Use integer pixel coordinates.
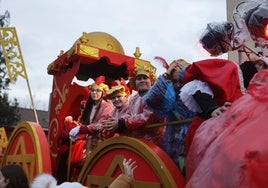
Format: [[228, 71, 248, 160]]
[[78, 136, 186, 188], [1, 121, 51, 182]]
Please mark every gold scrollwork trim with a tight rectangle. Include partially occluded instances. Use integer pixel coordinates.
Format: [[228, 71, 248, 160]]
[[52, 79, 68, 114], [0, 27, 28, 82]]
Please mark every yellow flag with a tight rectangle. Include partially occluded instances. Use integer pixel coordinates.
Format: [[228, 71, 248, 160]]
[[0, 27, 39, 124], [0, 27, 28, 82]]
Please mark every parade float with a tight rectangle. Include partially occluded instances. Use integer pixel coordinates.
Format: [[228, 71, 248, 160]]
[[46, 31, 186, 187], [1, 0, 268, 187], [1, 30, 186, 187]]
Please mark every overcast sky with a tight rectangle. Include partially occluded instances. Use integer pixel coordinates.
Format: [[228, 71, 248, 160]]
[[1, 0, 226, 110]]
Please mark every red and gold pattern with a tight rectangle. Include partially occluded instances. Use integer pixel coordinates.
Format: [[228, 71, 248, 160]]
[[1, 121, 51, 182], [47, 32, 152, 175], [78, 136, 185, 188]]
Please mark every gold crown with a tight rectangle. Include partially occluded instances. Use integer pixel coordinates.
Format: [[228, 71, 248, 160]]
[[129, 65, 157, 91], [90, 83, 109, 95], [106, 85, 128, 99]]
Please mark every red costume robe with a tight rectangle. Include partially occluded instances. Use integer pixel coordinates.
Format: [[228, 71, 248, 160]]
[[186, 70, 268, 187]]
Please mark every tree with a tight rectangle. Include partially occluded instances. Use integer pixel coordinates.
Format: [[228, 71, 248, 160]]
[[0, 9, 21, 126], [0, 93, 20, 126]]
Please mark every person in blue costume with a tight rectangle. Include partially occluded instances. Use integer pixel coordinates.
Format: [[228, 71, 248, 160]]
[[144, 57, 195, 175]]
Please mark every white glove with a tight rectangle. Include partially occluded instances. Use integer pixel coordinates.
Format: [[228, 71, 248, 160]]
[[69, 126, 80, 142], [123, 158, 137, 180]]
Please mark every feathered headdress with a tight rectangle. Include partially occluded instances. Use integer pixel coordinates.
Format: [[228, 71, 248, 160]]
[[154, 56, 169, 69], [154, 56, 190, 71]]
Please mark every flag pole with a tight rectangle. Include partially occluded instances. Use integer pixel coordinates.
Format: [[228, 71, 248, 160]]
[[25, 79, 39, 124], [0, 27, 39, 124]]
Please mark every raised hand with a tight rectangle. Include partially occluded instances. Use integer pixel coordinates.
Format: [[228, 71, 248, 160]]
[[123, 158, 137, 180]]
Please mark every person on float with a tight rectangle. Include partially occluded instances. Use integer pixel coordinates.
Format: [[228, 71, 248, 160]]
[[185, 69, 268, 188], [103, 65, 164, 146], [102, 78, 130, 138], [181, 56, 268, 180], [143, 57, 195, 175], [0, 164, 29, 188], [182, 20, 268, 161], [69, 76, 114, 156], [106, 79, 130, 119]]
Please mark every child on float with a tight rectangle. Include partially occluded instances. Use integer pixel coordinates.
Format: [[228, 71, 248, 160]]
[[106, 79, 130, 119], [101, 78, 130, 138], [103, 65, 164, 146]]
